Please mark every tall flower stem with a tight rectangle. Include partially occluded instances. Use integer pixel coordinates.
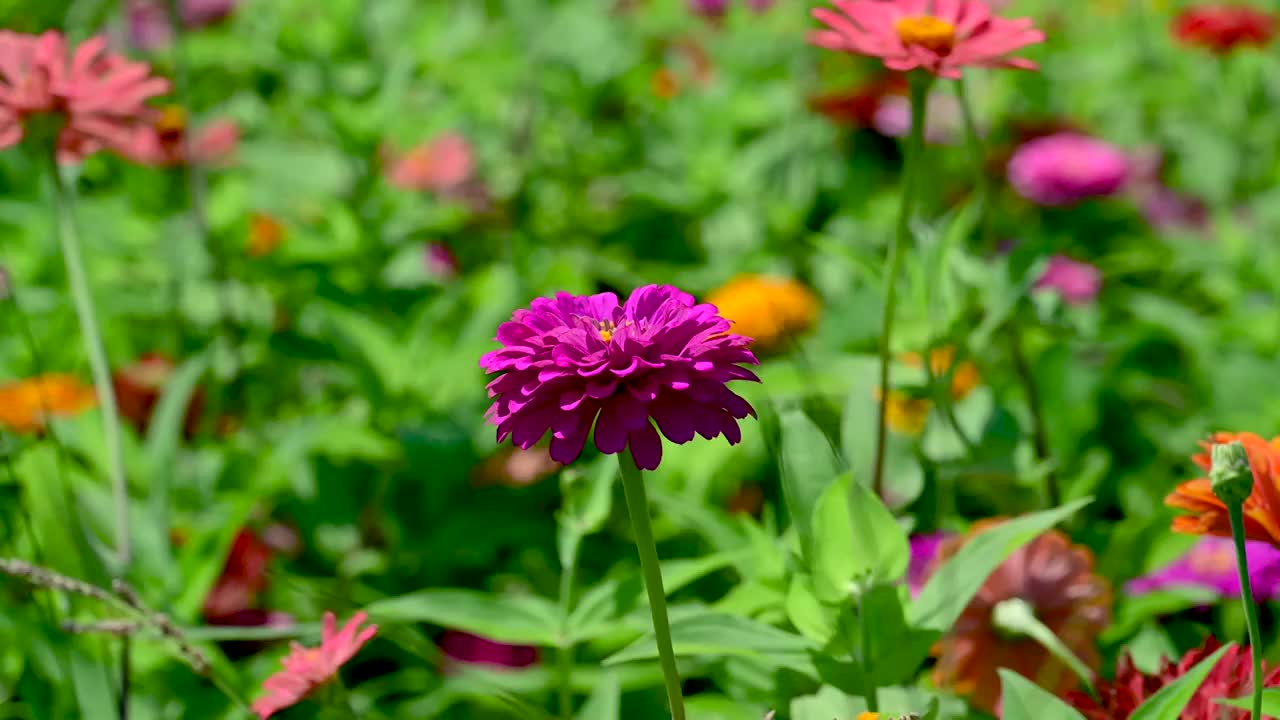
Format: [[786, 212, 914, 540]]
[[556, 545, 576, 719], [1008, 327, 1059, 507], [46, 153, 130, 572], [873, 73, 931, 498], [618, 456, 685, 720], [1227, 503, 1264, 720], [954, 77, 992, 246]]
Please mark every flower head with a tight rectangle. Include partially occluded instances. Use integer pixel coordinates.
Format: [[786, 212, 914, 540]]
[[1065, 637, 1280, 720], [480, 285, 760, 471], [900, 346, 980, 400], [113, 352, 205, 438], [1127, 536, 1280, 602], [0, 374, 96, 434], [1033, 255, 1102, 305], [1173, 4, 1276, 53], [1007, 133, 1129, 206], [126, 0, 238, 50], [809, 74, 907, 128], [425, 242, 459, 282], [872, 90, 964, 145], [203, 528, 274, 623], [908, 531, 952, 597], [705, 275, 819, 353], [809, 0, 1045, 79], [247, 212, 285, 257], [385, 132, 475, 193], [0, 31, 170, 162], [125, 106, 238, 167], [927, 520, 1111, 713], [251, 612, 377, 719], [1167, 432, 1280, 546], [879, 389, 931, 436], [439, 630, 539, 670]]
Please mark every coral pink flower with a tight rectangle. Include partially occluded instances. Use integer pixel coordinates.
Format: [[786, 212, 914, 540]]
[[1173, 4, 1276, 53], [809, 0, 1045, 79], [251, 612, 378, 719], [480, 285, 760, 471], [385, 132, 474, 193], [0, 31, 170, 162], [1033, 255, 1102, 305], [125, 106, 238, 167], [1007, 133, 1129, 206]]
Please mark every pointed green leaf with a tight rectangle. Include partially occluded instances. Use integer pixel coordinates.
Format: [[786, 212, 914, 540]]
[[998, 669, 1088, 720], [779, 407, 841, 564], [576, 671, 619, 720], [365, 590, 561, 646], [1129, 643, 1232, 720], [848, 478, 910, 584], [909, 498, 1091, 631], [604, 611, 815, 665], [1218, 688, 1280, 714]]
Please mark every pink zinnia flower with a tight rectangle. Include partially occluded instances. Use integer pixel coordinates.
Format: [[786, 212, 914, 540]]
[[480, 285, 760, 471], [809, 0, 1045, 80], [385, 132, 474, 193], [251, 611, 377, 719], [0, 31, 170, 162], [125, 106, 238, 167], [1007, 133, 1129, 206], [1034, 255, 1102, 305]]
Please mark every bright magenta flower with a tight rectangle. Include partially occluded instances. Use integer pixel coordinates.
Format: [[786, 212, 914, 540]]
[[480, 285, 759, 471], [809, 0, 1044, 79], [251, 612, 377, 719], [0, 31, 170, 162]]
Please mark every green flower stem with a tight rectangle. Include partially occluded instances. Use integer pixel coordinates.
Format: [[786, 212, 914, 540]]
[[954, 77, 992, 246], [556, 542, 577, 719], [1228, 503, 1264, 720], [47, 153, 130, 572], [618, 456, 685, 720], [858, 594, 878, 712], [872, 72, 932, 498]]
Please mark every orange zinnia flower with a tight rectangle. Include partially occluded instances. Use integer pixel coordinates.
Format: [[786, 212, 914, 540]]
[[927, 520, 1111, 713], [900, 346, 980, 400], [0, 374, 96, 433], [247, 212, 285, 257], [1166, 431, 1280, 545]]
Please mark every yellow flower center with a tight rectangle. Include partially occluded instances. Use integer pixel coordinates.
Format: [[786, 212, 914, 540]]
[[596, 319, 617, 343], [895, 15, 957, 53], [156, 105, 188, 135]]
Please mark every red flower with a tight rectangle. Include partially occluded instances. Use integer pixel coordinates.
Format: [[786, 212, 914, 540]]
[[1065, 637, 1280, 719], [112, 352, 205, 438], [809, 73, 907, 128], [202, 529, 273, 623], [251, 611, 377, 719], [384, 132, 475, 193], [0, 31, 169, 162], [1173, 4, 1275, 53]]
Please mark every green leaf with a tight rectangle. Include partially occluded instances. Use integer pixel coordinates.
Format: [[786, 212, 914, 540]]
[[992, 599, 1097, 693], [576, 671, 620, 720], [848, 477, 909, 585], [998, 669, 1088, 720], [785, 574, 837, 645], [859, 584, 938, 687], [909, 498, 1091, 632], [1218, 688, 1280, 715], [810, 473, 909, 602], [779, 407, 842, 564], [604, 612, 815, 665], [365, 590, 561, 646], [557, 456, 616, 573], [1129, 643, 1232, 720]]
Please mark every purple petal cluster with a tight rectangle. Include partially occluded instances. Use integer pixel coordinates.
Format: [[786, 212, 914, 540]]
[[1007, 133, 1130, 206], [481, 285, 760, 471], [1127, 536, 1280, 601], [908, 531, 953, 597]]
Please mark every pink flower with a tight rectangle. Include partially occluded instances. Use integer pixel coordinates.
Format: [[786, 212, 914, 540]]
[[480, 285, 760, 471], [425, 242, 459, 281], [126, 0, 238, 50], [385, 132, 475, 193], [0, 31, 170, 162], [872, 91, 964, 144], [125, 106, 238, 167], [1007, 133, 1129, 206], [809, 0, 1045, 79], [251, 611, 378, 719], [1034, 255, 1102, 305]]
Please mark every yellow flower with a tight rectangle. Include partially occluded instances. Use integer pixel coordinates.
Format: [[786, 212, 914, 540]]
[[857, 714, 881, 720], [900, 346, 980, 400], [878, 389, 931, 436], [705, 275, 819, 353], [0, 374, 96, 434], [247, 212, 285, 257]]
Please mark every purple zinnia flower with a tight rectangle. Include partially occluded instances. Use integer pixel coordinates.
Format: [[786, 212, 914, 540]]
[[1127, 537, 1280, 601], [908, 532, 952, 597], [439, 630, 539, 671], [690, 0, 730, 16], [480, 285, 760, 471], [1034, 255, 1102, 305], [1007, 133, 1130, 206]]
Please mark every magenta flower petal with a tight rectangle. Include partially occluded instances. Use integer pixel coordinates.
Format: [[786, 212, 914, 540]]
[[1127, 537, 1280, 601], [1007, 133, 1130, 206], [481, 285, 760, 471], [1033, 255, 1102, 305]]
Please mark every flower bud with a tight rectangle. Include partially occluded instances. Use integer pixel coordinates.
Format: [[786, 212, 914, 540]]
[[1210, 441, 1254, 508]]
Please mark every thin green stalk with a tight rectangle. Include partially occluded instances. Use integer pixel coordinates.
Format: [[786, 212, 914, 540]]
[[618, 456, 684, 720], [46, 154, 130, 572], [1008, 327, 1059, 507], [1227, 504, 1264, 720], [556, 541, 576, 719], [858, 595, 878, 713], [954, 77, 992, 247], [872, 73, 932, 498]]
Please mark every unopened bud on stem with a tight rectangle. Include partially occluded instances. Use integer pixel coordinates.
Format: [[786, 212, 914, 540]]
[[1210, 441, 1254, 508]]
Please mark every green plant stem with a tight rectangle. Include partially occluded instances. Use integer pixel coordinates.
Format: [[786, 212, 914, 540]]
[[1008, 327, 1059, 507], [556, 545, 576, 719], [1228, 503, 1264, 720], [47, 155, 130, 572], [858, 595, 878, 713], [618, 456, 685, 720], [872, 73, 931, 499], [954, 77, 992, 246]]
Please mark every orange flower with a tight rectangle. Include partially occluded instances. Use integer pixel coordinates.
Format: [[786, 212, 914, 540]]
[[1166, 431, 1280, 545], [927, 520, 1111, 713], [706, 275, 820, 353], [877, 388, 931, 436], [651, 68, 680, 99], [247, 212, 285, 257], [0, 374, 96, 433], [900, 346, 980, 400]]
